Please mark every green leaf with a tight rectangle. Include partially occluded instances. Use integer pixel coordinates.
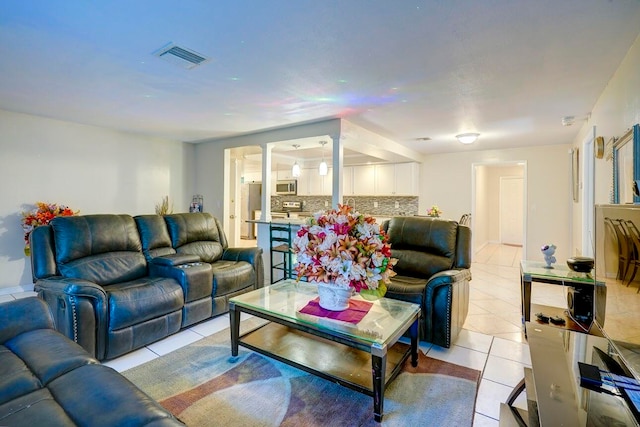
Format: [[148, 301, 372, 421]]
[[359, 283, 387, 300]]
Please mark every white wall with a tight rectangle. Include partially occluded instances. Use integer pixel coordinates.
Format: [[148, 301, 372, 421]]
[[0, 109, 196, 292], [420, 145, 571, 262], [571, 33, 640, 252]]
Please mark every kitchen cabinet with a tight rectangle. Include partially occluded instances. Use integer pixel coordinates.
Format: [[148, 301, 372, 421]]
[[352, 165, 376, 195], [295, 167, 332, 195], [276, 169, 296, 180], [392, 163, 419, 196], [296, 170, 310, 196], [322, 169, 333, 195], [374, 164, 395, 195], [242, 171, 262, 183], [343, 167, 353, 196]]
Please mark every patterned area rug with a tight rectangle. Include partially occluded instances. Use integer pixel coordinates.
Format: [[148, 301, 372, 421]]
[[123, 320, 480, 426]]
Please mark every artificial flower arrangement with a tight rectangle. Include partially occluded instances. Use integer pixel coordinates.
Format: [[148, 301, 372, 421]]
[[427, 205, 443, 218], [292, 204, 397, 299], [21, 202, 78, 256]]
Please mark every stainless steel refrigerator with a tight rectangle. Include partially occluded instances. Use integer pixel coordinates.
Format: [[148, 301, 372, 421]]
[[241, 182, 261, 239]]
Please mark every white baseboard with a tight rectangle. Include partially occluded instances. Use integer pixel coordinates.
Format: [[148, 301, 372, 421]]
[[0, 284, 34, 296]]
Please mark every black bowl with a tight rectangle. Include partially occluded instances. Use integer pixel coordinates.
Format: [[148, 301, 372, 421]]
[[567, 257, 594, 273]]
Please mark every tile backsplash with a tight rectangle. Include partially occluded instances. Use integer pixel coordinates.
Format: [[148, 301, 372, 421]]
[[272, 196, 418, 217]]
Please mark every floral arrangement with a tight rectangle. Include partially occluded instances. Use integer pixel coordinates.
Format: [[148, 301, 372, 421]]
[[427, 205, 443, 217], [292, 204, 396, 298], [21, 202, 78, 255]]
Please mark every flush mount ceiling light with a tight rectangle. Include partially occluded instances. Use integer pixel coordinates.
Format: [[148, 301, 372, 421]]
[[291, 144, 301, 178], [456, 133, 480, 144], [562, 116, 575, 126], [318, 141, 328, 176]]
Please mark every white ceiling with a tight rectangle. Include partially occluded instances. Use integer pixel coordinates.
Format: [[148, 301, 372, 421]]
[[1, 1, 639, 159]]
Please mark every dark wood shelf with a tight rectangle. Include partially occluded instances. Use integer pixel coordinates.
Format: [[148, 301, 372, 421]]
[[529, 303, 592, 334]]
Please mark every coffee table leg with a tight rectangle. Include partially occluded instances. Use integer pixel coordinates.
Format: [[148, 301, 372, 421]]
[[230, 303, 240, 357], [372, 354, 386, 422], [410, 319, 419, 367]]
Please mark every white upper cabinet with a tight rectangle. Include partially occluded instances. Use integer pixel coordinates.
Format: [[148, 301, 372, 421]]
[[374, 164, 395, 195], [343, 167, 354, 196], [352, 165, 376, 195], [297, 170, 311, 195], [393, 163, 419, 196], [271, 162, 418, 196]]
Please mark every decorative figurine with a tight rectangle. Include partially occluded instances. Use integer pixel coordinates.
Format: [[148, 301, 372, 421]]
[[541, 244, 557, 268]]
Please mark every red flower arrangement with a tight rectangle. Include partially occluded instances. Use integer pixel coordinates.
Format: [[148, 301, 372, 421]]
[[21, 202, 78, 255], [292, 204, 396, 299]]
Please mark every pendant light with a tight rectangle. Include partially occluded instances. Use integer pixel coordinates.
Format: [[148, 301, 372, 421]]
[[291, 144, 301, 178], [318, 140, 328, 176]]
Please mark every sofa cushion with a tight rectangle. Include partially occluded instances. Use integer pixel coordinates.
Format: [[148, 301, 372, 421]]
[[165, 213, 225, 263], [0, 388, 77, 425], [135, 214, 177, 260], [52, 215, 146, 284], [0, 345, 41, 406], [106, 277, 184, 330], [386, 217, 458, 278], [48, 364, 180, 426], [6, 329, 98, 386], [211, 260, 255, 296]]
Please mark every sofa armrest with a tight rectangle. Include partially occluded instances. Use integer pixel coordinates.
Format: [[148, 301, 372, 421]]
[[222, 247, 265, 288], [423, 268, 472, 347], [34, 277, 108, 359], [150, 253, 201, 266], [425, 269, 472, 290], [0, 297, 55, 343]]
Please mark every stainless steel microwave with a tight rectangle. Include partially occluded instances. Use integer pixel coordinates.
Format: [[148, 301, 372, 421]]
[[275, 180, 297, 195]]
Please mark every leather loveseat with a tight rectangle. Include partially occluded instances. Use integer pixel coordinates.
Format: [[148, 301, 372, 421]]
[[30, 213, 263, 361], [382, 216, 472, 348], [0, 297, 183, 426]]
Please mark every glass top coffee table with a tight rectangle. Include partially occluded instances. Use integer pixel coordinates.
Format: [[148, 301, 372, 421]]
[[229, 279, 421, 422]]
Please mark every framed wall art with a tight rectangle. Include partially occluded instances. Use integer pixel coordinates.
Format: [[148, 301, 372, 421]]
[[613, 124, 640, 204]]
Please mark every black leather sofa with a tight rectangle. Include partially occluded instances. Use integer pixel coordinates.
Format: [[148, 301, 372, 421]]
[[382, 216, 472, 348], [0, 297, 183, 426], [30, 213, 263, 361]]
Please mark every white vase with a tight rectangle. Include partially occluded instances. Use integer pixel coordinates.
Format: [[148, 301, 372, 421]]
[[317, 282, 352, 311]]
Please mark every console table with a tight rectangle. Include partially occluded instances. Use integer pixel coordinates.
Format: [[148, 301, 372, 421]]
[[520, 260, 594, 330]]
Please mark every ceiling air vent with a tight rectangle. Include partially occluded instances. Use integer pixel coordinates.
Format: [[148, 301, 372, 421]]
[[153, 43, 210, 69]]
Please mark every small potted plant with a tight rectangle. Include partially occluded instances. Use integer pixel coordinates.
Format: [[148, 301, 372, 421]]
[[427, 205, 443, 218]]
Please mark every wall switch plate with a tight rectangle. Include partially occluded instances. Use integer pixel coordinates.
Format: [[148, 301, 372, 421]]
[[374, 201, 378, 208], [324, 201, 328, 207], [395, 201, 400, 208]]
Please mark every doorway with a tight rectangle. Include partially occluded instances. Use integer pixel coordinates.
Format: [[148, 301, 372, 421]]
[[472, 162, 527, 257], [500, 176, 524, 245]]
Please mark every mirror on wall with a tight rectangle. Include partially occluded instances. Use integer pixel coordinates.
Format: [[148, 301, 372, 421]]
[[613, 125, 640, 204]]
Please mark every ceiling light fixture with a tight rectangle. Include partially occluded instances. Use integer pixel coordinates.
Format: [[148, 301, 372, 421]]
[[456, 133, 480, 144], [318, 141, 328, 176], [291, 144, 301, 178], [561, 116, 575, 126]]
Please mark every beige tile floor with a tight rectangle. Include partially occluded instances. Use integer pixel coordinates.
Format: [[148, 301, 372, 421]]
[[2, 242, 570, 426]]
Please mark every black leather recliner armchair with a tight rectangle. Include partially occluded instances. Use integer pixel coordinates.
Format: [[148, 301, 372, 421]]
[[382, 216, 472, 348]]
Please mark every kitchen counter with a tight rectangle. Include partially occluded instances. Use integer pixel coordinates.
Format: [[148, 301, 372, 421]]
[[247, 218, 306, 226]]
